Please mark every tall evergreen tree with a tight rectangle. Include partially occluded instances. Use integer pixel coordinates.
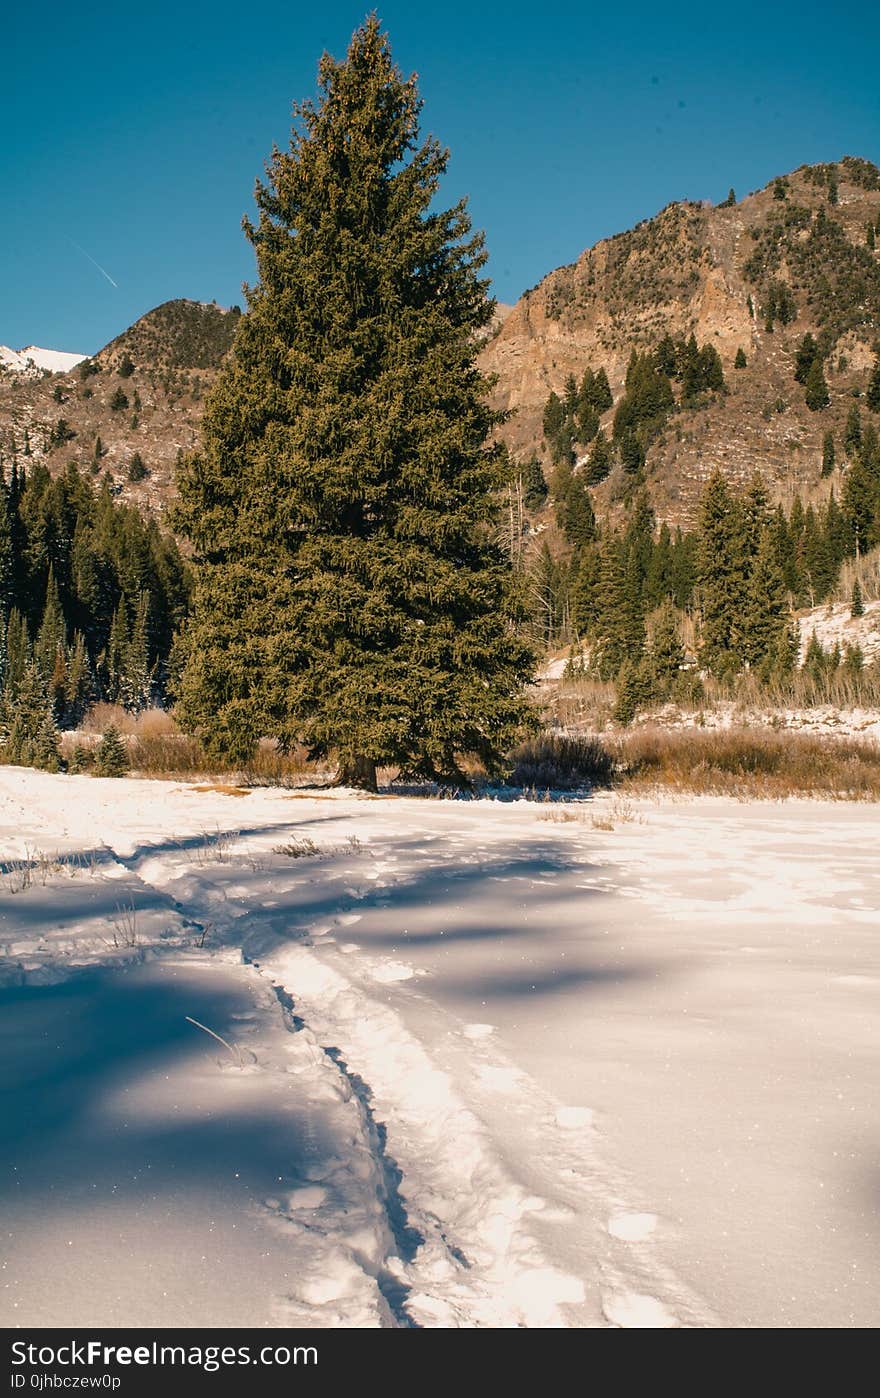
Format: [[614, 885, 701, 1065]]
[[174, 20, 535, 787], [584, 430, 612, 485], [844, 404, 862, 457], [794, 333, 819, 384], [743, 527, 789, 669], [804, 355, 830, 411], [696, 471, 748, 675]]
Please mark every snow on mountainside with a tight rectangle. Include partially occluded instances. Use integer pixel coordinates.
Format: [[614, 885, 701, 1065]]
[[0, 344, 87, 375], [797, 597, 880, 665]]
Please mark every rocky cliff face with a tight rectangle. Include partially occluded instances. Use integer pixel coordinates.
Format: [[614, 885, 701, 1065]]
[[479, 157, 880, 524]]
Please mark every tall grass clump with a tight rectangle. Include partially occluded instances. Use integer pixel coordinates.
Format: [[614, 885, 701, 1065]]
[[614, 726, 880, 800], [508, 733, 615, 791]]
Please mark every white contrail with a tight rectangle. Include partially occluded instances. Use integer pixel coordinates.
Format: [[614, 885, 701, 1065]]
[[67, 238, 119, 288]]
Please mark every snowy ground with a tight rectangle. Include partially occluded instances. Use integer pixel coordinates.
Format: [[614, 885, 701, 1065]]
[[1, 770, 878, 1329]]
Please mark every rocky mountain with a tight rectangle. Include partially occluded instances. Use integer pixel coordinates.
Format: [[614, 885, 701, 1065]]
[[479, 156, 880, 526], [2, 159, 879, 528], [0, 300, 239, 511]]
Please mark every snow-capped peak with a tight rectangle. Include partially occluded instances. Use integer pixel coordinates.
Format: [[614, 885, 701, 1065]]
[[0, 344, 88, 375]]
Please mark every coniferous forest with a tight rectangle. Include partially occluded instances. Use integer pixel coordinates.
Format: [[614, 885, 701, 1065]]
[[0, 460, 188, 768]]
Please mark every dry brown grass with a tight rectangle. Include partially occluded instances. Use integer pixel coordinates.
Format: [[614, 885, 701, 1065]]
[[80, 704, 177, 737], [188, 784, 252, 797], [613, 726, 880, 800]]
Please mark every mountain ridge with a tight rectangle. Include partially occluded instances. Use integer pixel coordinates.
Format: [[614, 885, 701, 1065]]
[[1, 158, 878, 527]]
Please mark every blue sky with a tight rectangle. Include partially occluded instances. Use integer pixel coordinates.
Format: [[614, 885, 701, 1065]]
[[3, 1, 878, 353]]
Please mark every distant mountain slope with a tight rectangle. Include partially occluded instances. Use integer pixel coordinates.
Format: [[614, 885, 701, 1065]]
[[479, 156, 880, 524], [2, 160, 878, 528], [0, 300, 240, 511]]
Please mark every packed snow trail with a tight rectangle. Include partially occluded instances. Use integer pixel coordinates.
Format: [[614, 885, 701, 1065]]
[[2, 770, 879, 1327]]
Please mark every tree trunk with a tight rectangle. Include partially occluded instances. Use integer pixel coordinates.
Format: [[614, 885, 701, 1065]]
[[336, 755, 378, 792]]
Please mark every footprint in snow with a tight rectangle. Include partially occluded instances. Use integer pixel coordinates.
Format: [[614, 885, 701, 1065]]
[[606, 1212, 657, 1243]]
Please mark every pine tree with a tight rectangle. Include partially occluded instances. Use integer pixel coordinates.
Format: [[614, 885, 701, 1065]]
[[590, 535, 645, 680], [0, 482, 13, 629], [648, 599, 685, 694], [734, 347, 747, 369], [3, 609, 30, 697], [696, 471, 748, 675], [841, 459, 877, 556], [584, 430, 612, 485], [174, 20, 535, 787], [851, 577, 864, 617], [65, 631, 93, 728], [844, 404, 862, 456], [519, 455, 548, 511], [0, 664, 56, 769], [743, 527, 790, 669], [821, 431, 835, 477], [612, 656, 653, 725], [34, 568, 67, 703], [804, 356, 830, 411], [867, 356, 880, 413], [570, 543, 600, 637], [794, 333, 819, 384], [34, 710, 62, 773], [119, 592, 152, 712], [558, 474, 596, 547], [95, 725, 129, 778]]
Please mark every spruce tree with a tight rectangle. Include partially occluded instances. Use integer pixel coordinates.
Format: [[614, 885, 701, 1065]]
[[794, 333, 818, 384], [804, 356, 830, 411], [743, 527, 789, 668], [519, 455, 548, 511], [734, 347, 747, 370], [648, 599, 685, 694], [851, 578, 864, 617], [821, 431, 835, 477], [95, 725, 129, 778], [867, 356, 880, 413], [696, 471, 748, 675], [175, 20, 534, 787], [844, 405, 862, 456], [557, 474, 596, 547], [0, 664, 54, 769], [584, 430, 612, 485]]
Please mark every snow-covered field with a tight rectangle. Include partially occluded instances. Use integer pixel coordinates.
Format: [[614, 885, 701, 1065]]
[[1, 770, 878, 1329]]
